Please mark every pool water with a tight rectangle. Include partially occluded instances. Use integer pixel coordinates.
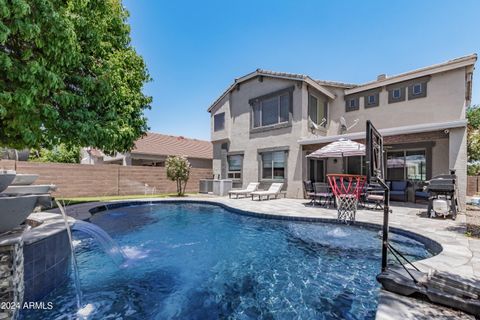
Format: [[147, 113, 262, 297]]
[[20, 202, 434, 319]]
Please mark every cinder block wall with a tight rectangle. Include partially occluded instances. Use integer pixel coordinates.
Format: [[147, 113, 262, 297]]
[[0, 160, 212, 197]]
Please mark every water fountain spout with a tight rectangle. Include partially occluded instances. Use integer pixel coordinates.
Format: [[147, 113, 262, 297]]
[[55, 200, 83, 310], [72, 220, 127, 265]]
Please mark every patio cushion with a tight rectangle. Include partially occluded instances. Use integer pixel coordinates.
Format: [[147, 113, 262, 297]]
[[415, 191, 429, 199], [390, 190, 405, 197], [391, 181, 407, 191]]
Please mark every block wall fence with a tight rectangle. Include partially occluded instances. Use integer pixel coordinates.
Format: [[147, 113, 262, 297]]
[[0, 160, 212, 197]]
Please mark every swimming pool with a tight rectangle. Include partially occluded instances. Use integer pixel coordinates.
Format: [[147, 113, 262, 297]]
[[21, 202, 435, 319]]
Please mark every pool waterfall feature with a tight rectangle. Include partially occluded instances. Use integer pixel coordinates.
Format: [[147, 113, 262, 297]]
[[55, 200, 127, 316]]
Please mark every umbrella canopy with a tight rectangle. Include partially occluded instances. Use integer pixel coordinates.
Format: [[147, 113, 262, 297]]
[[307, 138, 365, 158]]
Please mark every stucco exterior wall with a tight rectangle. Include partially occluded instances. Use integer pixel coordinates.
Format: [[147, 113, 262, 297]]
[[326, 68, 467, 135], [209, 63, 471, 205], [211, 77, 308, 197]]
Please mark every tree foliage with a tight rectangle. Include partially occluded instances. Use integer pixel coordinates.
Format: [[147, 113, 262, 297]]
[[30, 144, 80, 163], [0, 0, 151, 153], [165, 156, 191, 196], [467, 105, 480, 163]]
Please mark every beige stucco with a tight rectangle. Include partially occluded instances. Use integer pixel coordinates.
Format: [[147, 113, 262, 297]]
[[209, 57, 474, 208]]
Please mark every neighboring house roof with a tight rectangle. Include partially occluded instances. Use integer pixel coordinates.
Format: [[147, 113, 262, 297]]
[[344, 53, 477, 95], [131, 132, 213, 160], [207, 69, 336, 112]]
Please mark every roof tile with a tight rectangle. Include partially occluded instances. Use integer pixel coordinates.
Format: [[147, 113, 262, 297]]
[[132, 132, 212, 159]]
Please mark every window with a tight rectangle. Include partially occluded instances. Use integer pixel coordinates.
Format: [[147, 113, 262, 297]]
[[214, 112, 225, 131], [227, 155, 242, 180], [393, 89, 401, 99], [252, 93, 290, 128], [262, 151, 286, 180], [308, 94, 327, 126], [345, 97, 359, 112], [364, 92, 379, 108], [413, 84, 422, 95], [387, 150, 426, 181], [408, 82, 427, 99], [388, 87, 406, 103]]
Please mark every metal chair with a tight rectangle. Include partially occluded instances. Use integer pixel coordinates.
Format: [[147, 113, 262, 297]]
[[313, 182, 333, 207], [365, 183, 385, 210], [303, 180, 316, 206]]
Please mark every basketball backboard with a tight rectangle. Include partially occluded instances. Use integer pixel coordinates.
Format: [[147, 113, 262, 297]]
[[366, 120, 384, 184]]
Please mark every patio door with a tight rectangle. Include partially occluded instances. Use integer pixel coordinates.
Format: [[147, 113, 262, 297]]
[[308, 159, 325, 182]]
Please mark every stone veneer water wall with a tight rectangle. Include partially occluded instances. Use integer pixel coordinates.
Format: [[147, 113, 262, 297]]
[[0, 212, 73, 320], [23, 230, 70, 302], [0, 227, 26, 320]]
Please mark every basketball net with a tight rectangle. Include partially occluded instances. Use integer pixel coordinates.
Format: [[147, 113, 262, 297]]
[[327, 174, 366, 223]]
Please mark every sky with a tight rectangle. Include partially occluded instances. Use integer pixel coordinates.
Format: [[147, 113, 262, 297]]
[[123, 0, 480, 141]]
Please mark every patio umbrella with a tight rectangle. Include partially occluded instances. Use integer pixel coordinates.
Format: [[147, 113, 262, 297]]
[[306, 138, 365, 159]]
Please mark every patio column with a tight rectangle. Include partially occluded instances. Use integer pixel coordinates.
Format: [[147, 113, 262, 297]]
[[448, 127, 467, 211]]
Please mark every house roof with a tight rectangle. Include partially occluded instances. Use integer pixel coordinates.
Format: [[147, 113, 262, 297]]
[[131, 132, 213, 159], [207, 69, 336, 112], [344, 53, 477, 95], [207, 54, 477, 113]]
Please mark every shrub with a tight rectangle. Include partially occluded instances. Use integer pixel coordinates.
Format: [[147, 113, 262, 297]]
[[165, 156, 191, 196]]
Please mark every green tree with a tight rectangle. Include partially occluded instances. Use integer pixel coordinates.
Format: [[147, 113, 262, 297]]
[[30, 144, 80, 163], [467, 105, 480, 160], [0, 0, 151, 153], [165, 156, 191, 196]]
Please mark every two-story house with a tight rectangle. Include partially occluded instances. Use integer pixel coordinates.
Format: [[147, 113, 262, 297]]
[[208, 54, 476, 208]]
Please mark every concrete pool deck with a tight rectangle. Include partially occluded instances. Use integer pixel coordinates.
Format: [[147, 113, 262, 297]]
[[38, 195, 479, 319]]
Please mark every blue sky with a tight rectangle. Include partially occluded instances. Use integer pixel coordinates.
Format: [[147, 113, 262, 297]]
[[124, 0, 480, 141]]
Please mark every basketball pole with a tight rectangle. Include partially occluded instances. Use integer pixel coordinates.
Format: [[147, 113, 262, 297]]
[[366, 120, 390, 273], [379, 180, 390, 272]]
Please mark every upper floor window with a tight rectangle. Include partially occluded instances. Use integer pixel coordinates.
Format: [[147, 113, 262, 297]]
[[214, 112, 225, 131], [413, 84, 422, 95], [408, 82, 427, 100], [364, 91, 380, 108], [308, 94, 327, 126], [250, 87, 293, 129], [393, 89, 401, 99], [345, 97, 359, 112], [388, 87, 406, 103]]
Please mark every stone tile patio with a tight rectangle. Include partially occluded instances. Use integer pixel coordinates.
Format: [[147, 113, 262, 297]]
[[35, 195, 479, 319]]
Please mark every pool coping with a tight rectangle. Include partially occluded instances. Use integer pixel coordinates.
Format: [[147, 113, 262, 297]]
[[39, 196, 479, 319]]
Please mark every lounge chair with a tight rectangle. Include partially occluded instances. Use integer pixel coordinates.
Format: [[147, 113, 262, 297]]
[[251, 183, 285, 201], [228, 182, 260, 199]]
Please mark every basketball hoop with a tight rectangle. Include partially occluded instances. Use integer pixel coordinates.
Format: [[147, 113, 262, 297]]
[[327, 174, 366, 223]]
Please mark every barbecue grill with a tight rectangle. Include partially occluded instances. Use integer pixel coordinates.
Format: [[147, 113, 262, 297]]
[[425, 170, 458, 219]]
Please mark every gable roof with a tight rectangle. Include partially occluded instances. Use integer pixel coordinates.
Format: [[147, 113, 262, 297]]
[[131, 132, 212, 159], [207, 69, 336, 112], [344, 53, 477, 95]]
